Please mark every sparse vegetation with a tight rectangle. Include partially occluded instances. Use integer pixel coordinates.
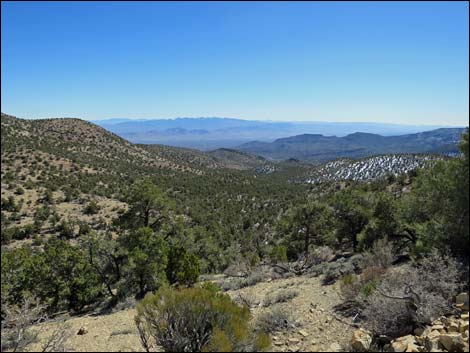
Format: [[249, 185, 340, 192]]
[[263, 289, 299, 307], [1, 114, 468, 352], [256, 306, 296, 333]]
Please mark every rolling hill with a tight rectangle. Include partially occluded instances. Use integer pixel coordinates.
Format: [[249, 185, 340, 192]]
[[0, 113, 270, 175], [237, 128, 465, 163]]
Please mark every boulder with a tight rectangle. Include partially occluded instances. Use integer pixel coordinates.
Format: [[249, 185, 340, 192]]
[[460, 319, 469, 333], [391, 335, 417, 352], [462, 330, 468, 340], [439, 333, 466, 351], [350, 329, 372, 352], [456, 292, 469, 311], [423, 331, 441, 352], [431, 324, 445, 330], [448, 321, 460, 333]]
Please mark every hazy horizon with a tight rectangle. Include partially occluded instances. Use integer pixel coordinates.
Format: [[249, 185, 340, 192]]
[[5, 114, 464, 128]]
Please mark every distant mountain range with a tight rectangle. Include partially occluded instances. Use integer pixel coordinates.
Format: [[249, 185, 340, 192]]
[[2, 113, 466, 179], [92, 117, 457, 151], [237, 128, 466, 163]]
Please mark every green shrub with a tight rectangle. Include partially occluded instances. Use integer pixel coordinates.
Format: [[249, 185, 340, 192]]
[[199, 281, 221, 295], [269, 245, 287, 264], [220, 271, 266, 291], [83, 199, 100, 215], [32, 234, 43, 246], [339, 273, 361, 301], [56, 219, 74, 239], [1, 196, 20, 212], [166, 245, 200, 287], [249, 253, 261, 267], [361, 280, 379, 297], [34, 206, 50, 227], [43, 189, 54, 204], [78, 222, 91, 236], [135, 287, 270, 352], [24, 179, 35, 189], [339, 266, 386, 302], [1, 224, 36, 242], [2, 239, 102, 312]]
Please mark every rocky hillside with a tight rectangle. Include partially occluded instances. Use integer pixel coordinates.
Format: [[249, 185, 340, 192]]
[[301, 154, 444, 183], [141, 145, 274, 171], [1, 113, 203, 174], [1, 113, 276, 174], [208, 148, 273, 171]]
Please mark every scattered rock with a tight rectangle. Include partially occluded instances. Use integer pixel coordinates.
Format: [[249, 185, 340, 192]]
[[77, 326, 88, 335], [350, 329, 372, 352], [298, 329, 308, 337], [288, 337, 301, 343]]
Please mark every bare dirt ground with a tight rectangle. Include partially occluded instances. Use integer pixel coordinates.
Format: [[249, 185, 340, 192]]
[[26, 275, 353, 352]]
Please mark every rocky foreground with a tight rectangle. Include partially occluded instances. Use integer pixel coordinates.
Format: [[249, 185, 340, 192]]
[[351, 292, 470, 352]]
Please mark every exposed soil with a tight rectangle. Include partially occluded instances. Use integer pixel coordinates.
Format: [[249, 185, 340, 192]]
[[26, 275, 354, 352]]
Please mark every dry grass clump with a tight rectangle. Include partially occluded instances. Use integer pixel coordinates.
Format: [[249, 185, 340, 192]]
[[361, 249, 461, 338], [256, 305, 297, 333], [262, 289, 299, 307]]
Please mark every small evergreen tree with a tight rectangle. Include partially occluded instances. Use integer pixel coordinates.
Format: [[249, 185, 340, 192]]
[[166, 245, 200, 287]]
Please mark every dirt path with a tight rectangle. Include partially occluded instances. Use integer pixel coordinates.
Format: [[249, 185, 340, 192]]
[[226, 275, 354, 352], [27, 275, 353, 352]]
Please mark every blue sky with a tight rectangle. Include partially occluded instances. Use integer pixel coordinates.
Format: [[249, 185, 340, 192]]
[[1, 1, 468, 125]]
